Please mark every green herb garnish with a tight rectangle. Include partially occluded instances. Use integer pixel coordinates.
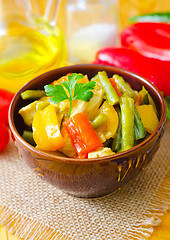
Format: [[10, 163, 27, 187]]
[[44, 73, 96, 117]]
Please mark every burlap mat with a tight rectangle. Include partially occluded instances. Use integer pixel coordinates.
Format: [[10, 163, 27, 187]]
[[0, 121, 170, 240]]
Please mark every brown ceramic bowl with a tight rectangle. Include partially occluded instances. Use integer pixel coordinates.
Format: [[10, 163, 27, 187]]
[[9, 64, 166, 198]]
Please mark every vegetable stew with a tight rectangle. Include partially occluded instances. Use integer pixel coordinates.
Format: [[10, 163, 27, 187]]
[[19, 71, 159, 159]]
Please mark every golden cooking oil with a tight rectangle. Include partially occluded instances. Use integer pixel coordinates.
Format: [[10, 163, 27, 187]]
[[0, 17, 67, 92]]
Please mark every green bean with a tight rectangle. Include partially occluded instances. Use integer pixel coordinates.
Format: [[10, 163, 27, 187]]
[[134, 107, 146, 140], [148, 93, 158, 115], [112, 108, 122, 152], [22, 130, 36, 146], [36, 100, 50, 111], [139, 86, 149, 104], [98, 71, 119, 105], [21, 90, 46, 100], [91, 74, 100, 82], [137, 132, 150, 144], [113, 74, 137, 100], [120, 96, 135, 151], [142, 94, 149, 104], [91, 113, 107, 129]]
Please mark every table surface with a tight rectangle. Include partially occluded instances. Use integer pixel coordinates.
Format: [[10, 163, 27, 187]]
[[0, 0, 170, 239]]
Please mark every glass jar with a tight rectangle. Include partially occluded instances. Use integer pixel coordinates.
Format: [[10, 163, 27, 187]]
[[0, 0, 66, 93], [66, 0, 119, 63]]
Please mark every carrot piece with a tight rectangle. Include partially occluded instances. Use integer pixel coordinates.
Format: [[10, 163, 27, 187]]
[[135, 93, 142, 106], [109, 78, 122, 97], [51, 73, 89, 86], [51, 75, 69, 86]]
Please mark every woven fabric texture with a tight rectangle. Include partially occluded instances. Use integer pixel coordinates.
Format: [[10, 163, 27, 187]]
[[0, 121, 169, 240]]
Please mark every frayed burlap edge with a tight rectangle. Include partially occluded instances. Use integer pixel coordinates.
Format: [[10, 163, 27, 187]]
[[122, 170, 170, 240], [0, 171, 169, 240], [0, 206, 70, 240]]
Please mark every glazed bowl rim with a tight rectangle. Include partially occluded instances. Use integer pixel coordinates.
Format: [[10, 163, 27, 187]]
[[9, 64, 167, 164]]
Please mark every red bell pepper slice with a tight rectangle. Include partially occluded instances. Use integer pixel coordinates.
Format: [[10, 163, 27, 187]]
[[121, 22, 170, 61], [0, 121, 9, 151], [0, 89, 15, 125], [93, 47, 170, 96], [63, 112, 102, 158]]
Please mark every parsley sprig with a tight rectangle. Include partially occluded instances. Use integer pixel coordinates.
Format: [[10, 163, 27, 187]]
[[44, 73, 96, 117]]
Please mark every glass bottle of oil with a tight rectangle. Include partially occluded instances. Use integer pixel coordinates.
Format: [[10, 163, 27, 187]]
[[0, 0, 66, 92]]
